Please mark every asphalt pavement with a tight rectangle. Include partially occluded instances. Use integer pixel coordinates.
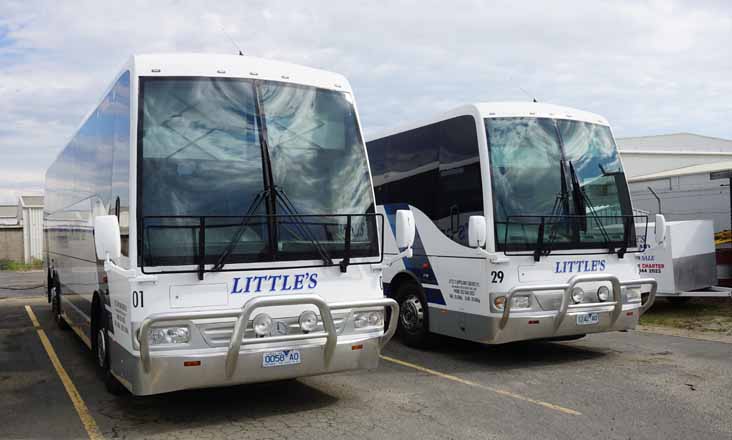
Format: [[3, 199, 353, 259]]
[[1, 271, 731, 440]]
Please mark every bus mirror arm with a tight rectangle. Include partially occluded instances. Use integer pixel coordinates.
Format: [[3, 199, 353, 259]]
[[102, 254, 158, 283], [476, 248, 511, 264]]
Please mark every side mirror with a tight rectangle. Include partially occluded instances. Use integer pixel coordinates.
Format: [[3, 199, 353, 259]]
[[94, 215, 121, 261], [654, 214, 667, 245], [468, 216, 487, 248], [395, 209, 415, 250]]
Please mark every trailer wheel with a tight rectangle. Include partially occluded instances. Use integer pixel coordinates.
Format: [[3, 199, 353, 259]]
[[50, 279, 69, 330], [94, 308, 125, 395], [395, 283, 433, 348]]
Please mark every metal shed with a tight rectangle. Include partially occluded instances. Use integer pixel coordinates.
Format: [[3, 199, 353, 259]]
[[618, 133, 732, 233], [18, 195, 44, 263]]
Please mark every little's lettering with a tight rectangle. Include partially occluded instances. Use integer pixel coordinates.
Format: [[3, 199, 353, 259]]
[[554, 260, 607, 274], [231, 273, 318, 294]]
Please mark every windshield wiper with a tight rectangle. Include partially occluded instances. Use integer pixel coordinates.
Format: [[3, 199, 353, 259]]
[[568, 161, 615, 254], [210, 190, 268, 273], [270, 186, 334, 267]]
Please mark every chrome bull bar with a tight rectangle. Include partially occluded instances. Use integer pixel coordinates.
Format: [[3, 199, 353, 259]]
[[138, 294, 399, 377], [498, 274, 657, 331]]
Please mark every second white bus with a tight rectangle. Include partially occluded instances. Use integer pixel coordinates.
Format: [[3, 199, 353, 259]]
[[367, 102, 660, 347]]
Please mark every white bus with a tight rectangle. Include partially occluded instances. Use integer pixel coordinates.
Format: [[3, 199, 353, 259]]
[[44, 53, 415, 395], [366, 102, 661, 347]]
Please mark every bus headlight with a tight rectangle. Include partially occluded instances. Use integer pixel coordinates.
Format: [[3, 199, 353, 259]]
[[298, 310, 318, 332], [625, 287, 641, 302], [354, 311, 383, 328], [571, 287, 585, 304], [253, 313, 273, 336], [149, 326, 190, 345], [512, 296, 530, 309], [597, 286, 611, 302]]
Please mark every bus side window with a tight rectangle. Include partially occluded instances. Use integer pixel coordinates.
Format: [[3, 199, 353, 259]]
[[110, 71, 131, 259], [437, 116, 483, 247]]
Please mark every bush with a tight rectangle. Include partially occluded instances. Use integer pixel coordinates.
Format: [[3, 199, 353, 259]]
[[0, 258, 44, 271]]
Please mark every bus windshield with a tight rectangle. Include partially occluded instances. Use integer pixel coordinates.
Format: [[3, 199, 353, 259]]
[[485, 117, 636, 254], [138, 77, 378, 270]]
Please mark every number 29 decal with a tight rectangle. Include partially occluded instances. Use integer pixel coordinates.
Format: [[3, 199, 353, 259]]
[[490, 271, 504, 284]]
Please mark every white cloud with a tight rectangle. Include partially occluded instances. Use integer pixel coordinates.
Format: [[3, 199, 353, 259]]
[[0, 0, 731, 202]]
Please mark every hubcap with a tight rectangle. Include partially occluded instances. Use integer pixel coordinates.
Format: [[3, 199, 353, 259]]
[[400, 295, 424, 332], [96, 328, 106, 368], [51, 287, 59, 314]]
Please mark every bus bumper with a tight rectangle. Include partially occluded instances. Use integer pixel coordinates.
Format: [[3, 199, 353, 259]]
[[110, 332, 385, 395], [113, 294, 398, 396], [486, 274, 657, 344]]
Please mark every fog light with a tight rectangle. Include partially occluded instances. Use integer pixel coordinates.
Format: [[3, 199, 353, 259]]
[[571, 287, 585, 304], [512, 296, 530, 309], [149, 326, 190, 345], [298, 310, 318, 332], [597, 286, 611, 302], [494, 296, 506, 309], [253, 313, 272, 336]]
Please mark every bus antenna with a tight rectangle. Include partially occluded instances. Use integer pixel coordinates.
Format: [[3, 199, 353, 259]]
[[515, 82, 538, 103], [221, 26, 244, 56]]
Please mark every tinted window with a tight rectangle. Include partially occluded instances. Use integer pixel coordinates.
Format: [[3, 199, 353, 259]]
[[110, 71, 131, 257], [368, 115, 482, 247], [435, 116, 482, 246]]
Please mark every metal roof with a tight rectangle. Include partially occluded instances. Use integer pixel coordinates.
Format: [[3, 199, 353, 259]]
[[628, 160, 732, 183], [617, 133, 732, 154], [0, 205, 17, 218], [19, 195, 44, 207]]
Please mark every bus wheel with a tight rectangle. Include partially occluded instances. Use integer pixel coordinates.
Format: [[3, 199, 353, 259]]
[[94, 310, 125, 395], [396, 283, 432, 348], [51, 281, 69, 330]]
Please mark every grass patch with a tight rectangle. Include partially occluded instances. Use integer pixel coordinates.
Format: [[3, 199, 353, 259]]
[[641, 298, 732, 335], [0, 258, 44, 271]]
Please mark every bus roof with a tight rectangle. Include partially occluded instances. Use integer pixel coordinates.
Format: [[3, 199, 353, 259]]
[[367, 102, 610, 141], [129, 53, 352, 93]]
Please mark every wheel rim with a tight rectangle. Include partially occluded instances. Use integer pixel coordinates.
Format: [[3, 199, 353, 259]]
[[51, 287, 59, 314], [400, 295, 424, 332], [96, 328, 107, 368]]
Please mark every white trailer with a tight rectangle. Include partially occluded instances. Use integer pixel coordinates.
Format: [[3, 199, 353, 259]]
[[44, 53, 415, 395], [636, 220, 732, 300], [367, 102, 660, 347]]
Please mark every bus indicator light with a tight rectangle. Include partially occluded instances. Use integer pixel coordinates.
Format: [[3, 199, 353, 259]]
[[183, 361, 201, 367]]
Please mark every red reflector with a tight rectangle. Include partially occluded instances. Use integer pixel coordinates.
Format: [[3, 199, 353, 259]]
[[351, 344, 364, 350], [528, 320, 540, 325], [626, 311, 634, 316], [422, 262, 430, 270], [184, 361, 201, 367]]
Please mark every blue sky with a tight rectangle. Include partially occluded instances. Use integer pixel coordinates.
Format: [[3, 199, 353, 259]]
[[0, 0, 731, 203]]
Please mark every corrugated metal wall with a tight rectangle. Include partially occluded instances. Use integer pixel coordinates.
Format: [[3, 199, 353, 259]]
[[630, 173, 731, 233]]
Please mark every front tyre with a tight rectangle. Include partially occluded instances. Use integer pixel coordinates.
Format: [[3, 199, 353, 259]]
[[94, 310, 125, 395], [396, 283, 433, 348], [50, 282, 69, 330]]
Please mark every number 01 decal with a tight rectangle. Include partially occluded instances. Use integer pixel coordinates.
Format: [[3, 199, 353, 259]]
[[132, 290, 144, 308], [491, 271, 504, 283]]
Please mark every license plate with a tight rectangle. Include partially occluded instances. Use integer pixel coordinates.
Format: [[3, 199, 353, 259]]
[[262, 350, 301, 368], [576, 313, 600, 325]]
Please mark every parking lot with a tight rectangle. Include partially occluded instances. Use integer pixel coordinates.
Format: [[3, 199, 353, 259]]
[[1, 274, 731, 440]]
